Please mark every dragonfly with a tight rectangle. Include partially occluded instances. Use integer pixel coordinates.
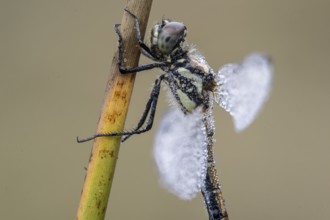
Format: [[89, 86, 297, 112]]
[[77, 9, 272, 220]]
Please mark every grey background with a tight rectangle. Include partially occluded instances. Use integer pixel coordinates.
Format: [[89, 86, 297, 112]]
[[1, 0, 329, 219]]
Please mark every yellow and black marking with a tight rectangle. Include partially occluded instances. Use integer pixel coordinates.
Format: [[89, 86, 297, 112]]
[[163, 55, 214, 113]]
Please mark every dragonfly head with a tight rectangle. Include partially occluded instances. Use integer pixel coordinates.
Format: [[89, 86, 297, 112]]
[[151, 20, 187, 56]]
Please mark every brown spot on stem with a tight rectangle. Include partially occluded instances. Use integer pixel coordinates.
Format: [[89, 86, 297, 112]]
[[109, 150, 114, 158], [96, 200, 101, 209], [114, 90, 121, 99], [116, 80, 124, 88], [99, 149, 111, 159], [106, 114, 116, 124], [121, 91, 127, 100]]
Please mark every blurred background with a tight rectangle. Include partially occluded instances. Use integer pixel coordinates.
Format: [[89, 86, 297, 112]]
[[1, 0, 329, 219]]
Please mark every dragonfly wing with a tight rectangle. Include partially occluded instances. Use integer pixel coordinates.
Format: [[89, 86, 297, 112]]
[[153, 107, 208, 200], [214, 53, 273, 131]]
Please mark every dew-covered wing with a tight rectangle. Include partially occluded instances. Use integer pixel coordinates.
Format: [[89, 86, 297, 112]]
[[153, 107, 208, 200], [214, 53, 273, 131]]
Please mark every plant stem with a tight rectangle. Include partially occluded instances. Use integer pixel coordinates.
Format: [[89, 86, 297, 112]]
[[76, 1, 153, 219]]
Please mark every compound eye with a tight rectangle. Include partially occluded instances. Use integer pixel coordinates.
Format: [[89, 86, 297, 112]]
[[158, 22, 186, 54]]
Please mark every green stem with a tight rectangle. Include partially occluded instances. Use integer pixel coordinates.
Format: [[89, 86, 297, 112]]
[[76, 1, 153, 219]]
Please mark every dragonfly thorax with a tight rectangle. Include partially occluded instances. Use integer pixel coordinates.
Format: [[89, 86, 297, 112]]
[[164, 54, 215, 113]]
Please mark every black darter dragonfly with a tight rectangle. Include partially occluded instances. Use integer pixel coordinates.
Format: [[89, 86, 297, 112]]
[[78, 9, 272, 220]]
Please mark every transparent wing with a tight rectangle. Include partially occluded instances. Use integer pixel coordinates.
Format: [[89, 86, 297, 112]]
[[153, 107, 208, 200], [214, 53, 273, 131]]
